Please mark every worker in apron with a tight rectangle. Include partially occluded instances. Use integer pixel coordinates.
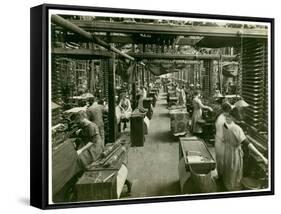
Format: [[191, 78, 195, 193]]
[[222, 108, 268, 191], [178, 86, 187, 106], [74, 110, 132, 197], [86, 97, 108, 146], [214, 102, 232, 181], [118, 92, 132, 131], [191, 90, 213, 137], [74, 110, 104, 163]]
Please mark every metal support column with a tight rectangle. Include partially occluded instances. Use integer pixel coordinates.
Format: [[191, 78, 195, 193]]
[[107, 55, 117, 143]]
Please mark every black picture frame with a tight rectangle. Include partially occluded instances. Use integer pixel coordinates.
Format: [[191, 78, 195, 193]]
[[30, 3, 274, 209]]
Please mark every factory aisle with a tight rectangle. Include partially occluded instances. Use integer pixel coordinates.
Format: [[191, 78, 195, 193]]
[[126, 92, 181, 198]]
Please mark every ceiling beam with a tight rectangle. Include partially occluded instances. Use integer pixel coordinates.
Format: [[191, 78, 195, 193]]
[[62, 34, 190, 45], [54, 20, 268, 38], [51, 15, 135, 61]]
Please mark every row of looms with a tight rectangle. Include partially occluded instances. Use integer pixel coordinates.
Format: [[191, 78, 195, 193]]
[[50, 14, 269, 202]]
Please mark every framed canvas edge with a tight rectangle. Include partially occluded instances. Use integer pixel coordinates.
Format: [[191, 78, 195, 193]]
[[30, 3, 275, 210]]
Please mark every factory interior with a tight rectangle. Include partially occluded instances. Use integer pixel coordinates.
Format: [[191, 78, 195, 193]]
[[50, 14, 269, 203]]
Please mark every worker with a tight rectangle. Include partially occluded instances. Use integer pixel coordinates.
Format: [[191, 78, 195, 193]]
[[187, 83, 195, 101], [178, 85, 186, 106], [74, 110, 133, 196], [142, 86, 147, 98], [222, 108, 268, 191], [74, 110, 104, 161], [191, 90, 213, 137], [136, 92, 148, 113], [86, 97, 108, 146], [118, 92, 132, 131], [214, 102, 232, 181]]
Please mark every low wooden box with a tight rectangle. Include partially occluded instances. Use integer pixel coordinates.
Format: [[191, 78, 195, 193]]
[[130, 111, 145, 147], [76, 170, 118, 201], [170, 109, 189, 136]]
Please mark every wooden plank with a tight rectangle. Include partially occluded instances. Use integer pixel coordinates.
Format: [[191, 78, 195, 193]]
[[52, 48, 237, 61], [130, 52, 237, 60], [52, 47, 112, 59], [57, 20, 268, 38]]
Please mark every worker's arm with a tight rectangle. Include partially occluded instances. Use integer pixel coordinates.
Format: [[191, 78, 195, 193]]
[[126, 99, 132, 112], [243, 138, 268, 165], [198, 99, 213, 111], [118, 101, 124, 111], [248, 143, 268, 165]]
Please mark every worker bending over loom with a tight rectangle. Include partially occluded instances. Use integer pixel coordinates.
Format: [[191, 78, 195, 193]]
[[74, 111, 132, 196], [86, 97, 108, 146]]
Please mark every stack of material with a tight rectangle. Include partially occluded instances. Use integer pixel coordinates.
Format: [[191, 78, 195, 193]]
[[52, 102, 62, 126], [64, 106, 87, 114], [100, 59, 110, 144], [52, 59, 62, 102], [169, 108, 189, 136], [51, 123, 67, 146], [241, 38, 268, 131], [202, 60, 212, 98]]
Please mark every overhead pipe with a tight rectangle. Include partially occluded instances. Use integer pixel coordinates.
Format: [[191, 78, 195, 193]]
[[51, 14, 136, 62]]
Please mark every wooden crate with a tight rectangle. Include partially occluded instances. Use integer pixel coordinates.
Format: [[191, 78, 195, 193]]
[[76, 170, 118, 201], [130, 111, 145, 147], [170, 109, 189, 136]]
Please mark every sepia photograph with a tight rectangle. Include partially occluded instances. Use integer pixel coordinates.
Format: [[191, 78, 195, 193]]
[[30, 4, 273, 208]]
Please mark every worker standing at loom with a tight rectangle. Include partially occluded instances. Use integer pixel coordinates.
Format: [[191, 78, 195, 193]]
[[191, 90, 213, 138], [86, 97, 108, 146], [178, 85, 186, 106], [222, 108, 268, 191], [214, 102, 232, 181]]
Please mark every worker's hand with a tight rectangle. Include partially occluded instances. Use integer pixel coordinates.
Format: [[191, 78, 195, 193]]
[[208, 107, 213, 112]]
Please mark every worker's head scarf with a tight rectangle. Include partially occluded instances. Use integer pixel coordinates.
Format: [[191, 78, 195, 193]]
[[222, 102, 232, 113], [230, 107, 242, 121]]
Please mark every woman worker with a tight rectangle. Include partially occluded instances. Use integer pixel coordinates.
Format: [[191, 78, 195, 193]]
[[74, 111, 132, 196], [222, 108, 268, 191], [118, 92, 132, 131], [178, 85, 186, 106], [191, 90, 213, 137], [214, 102, 232, 181]]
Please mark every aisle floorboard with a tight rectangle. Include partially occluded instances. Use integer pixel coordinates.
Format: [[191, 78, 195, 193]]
[[126, 92, 181, 198]]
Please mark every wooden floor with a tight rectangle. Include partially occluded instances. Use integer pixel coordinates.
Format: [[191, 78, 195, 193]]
[[126, 92, 181, 198]]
